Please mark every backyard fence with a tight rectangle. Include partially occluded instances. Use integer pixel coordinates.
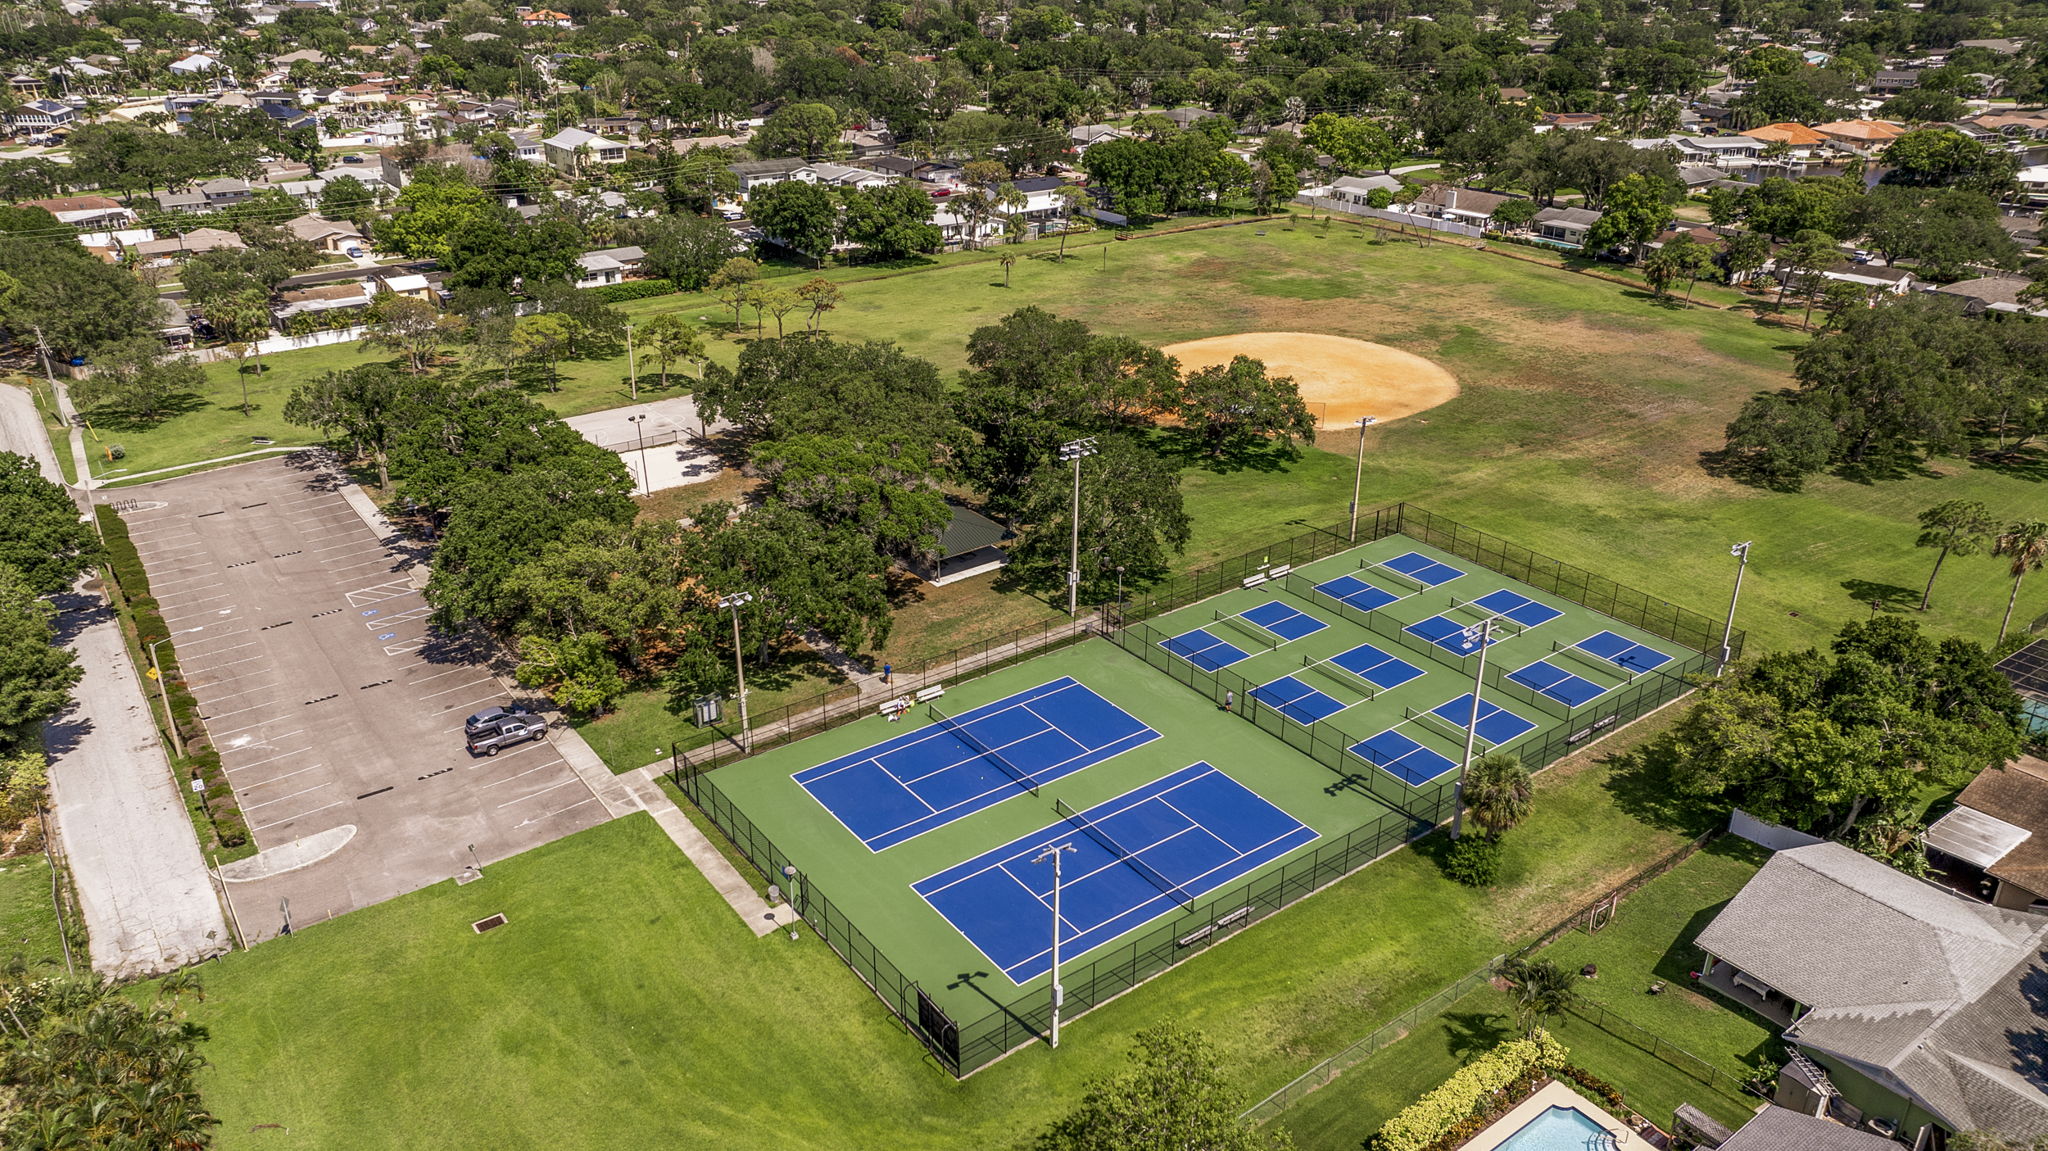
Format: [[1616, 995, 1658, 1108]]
[[1560, 1000, 1767, 1105], [1513, 828, 1721, 958]]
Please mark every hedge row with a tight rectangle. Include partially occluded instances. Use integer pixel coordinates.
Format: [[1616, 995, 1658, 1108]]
[[1375, 1031, 1570, 1151], [586, 278, 679, 303], [95, 507, 249, 849]]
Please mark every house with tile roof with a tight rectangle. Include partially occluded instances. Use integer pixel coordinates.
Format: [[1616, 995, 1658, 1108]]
[[1697, 841, 2048, 1145], [1812, 120, 1909, 154]]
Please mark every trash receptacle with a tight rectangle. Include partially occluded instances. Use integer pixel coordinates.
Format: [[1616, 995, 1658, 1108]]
[[692, 695, 723, 727]]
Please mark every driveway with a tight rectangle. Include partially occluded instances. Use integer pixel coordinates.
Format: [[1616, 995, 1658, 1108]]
[[114, 456, 609, 941]]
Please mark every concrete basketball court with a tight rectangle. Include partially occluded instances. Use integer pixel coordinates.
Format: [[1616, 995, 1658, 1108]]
[[562, 394, 730, 496], [115, 456, 608, 941]]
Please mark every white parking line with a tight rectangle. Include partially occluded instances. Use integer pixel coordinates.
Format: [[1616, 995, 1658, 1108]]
[[209, 713, 299, 738], [254, 799, 345, 831], [407, 664, 482, 684], [199, 699, 281, 722], [420, 677, 498, 700], [152, 576, 224, 592], [385, 640, 429, 656], [188, 654, 266, 674], [242, 782, 330, 811], [239, 764, 324, 790], [476, 751, 561, 785], [331, 559, 400, 574], [218, 728, 306, 753], [435, 692, 511, 719], [541, 796, 600, 821], [365, 607, 433, 629], [144, 563, 215, 577], [199, 680, 278, 702], [312, 540, 375, 554], [181, 641, 257, 660], [222, 747, 313, 773], [498, 776, 578, 808], [175, 633, 251, 651]]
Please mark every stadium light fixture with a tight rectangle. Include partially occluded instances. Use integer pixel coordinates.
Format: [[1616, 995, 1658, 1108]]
[[1450, 617, 1497, 840], [718, 592, 754, 749], [1720, 542, 1752, 674], [1032, 841, 1077, 1048], [1058, 438, 1099, 618], [1348, 416, 1379, 543]]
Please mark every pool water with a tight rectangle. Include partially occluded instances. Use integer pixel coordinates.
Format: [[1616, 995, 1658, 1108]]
[[1494, 1105, 1613, 1151]]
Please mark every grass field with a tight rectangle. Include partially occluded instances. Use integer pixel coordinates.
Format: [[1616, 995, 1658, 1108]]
[[190, 712, 1708, 1149], [0, 853, 67, 971]]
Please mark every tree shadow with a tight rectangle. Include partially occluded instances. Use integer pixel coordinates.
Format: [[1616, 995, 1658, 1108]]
[[83, 392, 210, 431], [1155, 427, 1302, 474], [1832, 454, 1940, 485], [1602, 739, 1720, 835], [1971, 444, 2048, 484], [1841, 577, 1920, 615], [1442, 1009, 1515, 1059]]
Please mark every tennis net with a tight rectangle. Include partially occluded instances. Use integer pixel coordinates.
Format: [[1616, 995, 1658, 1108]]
[[928, 702, 1039, 796], [1304, 655, 1378, 701], [1553, 642, 1635, 685], [1365, 561, 1425, 594], [1407, 705, 1483, 751], [1213, 610, 1280, 651], [1055, 797, 1195, 911]]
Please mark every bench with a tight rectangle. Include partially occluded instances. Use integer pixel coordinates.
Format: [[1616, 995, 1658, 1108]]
[[914, 684, 945, 703], [1241, 573, 1269, 589], [1268, 564, 1292, 579]]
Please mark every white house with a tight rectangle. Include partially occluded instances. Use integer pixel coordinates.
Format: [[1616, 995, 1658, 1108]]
[[2018, 164, 2048, 206], [541, 127, 626, 171], [6, 99, 76, 133], [170, 53, 224, 75]]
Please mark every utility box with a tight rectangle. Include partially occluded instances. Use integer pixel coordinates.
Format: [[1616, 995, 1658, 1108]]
[[692, 695, 723, 727]]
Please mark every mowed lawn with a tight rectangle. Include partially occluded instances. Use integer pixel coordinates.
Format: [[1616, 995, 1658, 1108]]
[[191, 727, 1704, 1150], [0, 853, 66, 970]]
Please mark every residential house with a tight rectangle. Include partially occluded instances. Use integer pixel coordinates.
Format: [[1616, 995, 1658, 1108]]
[[271, 48, 329, 65], [995, 175, 1073, 237], [372, 270, 435, 302], [541, 127, 627, 172], [1740, 122, 1832, 158], [729, 157, 815, 196], [585, 245, 644, 276], [169, 53, 224, 75], [860, 154, 921, 180], [1776, 262, 1914, 296], [283, 213, 365, 254], [131, 228, 248, 263], [199, 178, 254, 209], [1069, 123, 1128, 154], [18, 196, 134, 229], [508, 130, 543, 163], [1529, 206, 1602, 247], [808, 162, 895, 191], [1696, 841, 2048, 1145], [838, 127, 894, 158], [574, 251, 626, 288], [6, 99, 76, 134], [156, 298, 194, 348], [273, 282, 374, 323], [1868, 69, 1920, 95], [1409, 185, 1508, 226], [1956, 38, 2025, 55], [1812, 120, 1909, 155], [1323, 174, 1402, 206], [1156, 107, 1218, 129], [1537, 111, 1604, 131], [153, 189, 211, 214], [1926, 756, 2048, 907], [2018, 165, 2048, 205], [77, 228, 155, 261], [1710, 1105, 1904, 1151], [520, 8, 573, 27]]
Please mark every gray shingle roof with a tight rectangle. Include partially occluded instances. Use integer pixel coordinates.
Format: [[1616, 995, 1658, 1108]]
[[1721, 1106, 1900, 1151]]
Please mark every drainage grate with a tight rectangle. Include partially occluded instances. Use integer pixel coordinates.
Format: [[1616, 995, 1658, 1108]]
[[471, 913, 507, 933]]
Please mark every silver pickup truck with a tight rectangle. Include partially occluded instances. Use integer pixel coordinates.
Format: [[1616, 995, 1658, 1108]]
[[465, 709, 547, 756]]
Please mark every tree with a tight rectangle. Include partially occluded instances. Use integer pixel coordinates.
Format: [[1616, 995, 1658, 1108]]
[[1008, 435, 1190, 601], [207, 290, 274, 405], [1858, 185, 2019, 281], [360, 294, 465, 374], [1462, 751, 1533, 839], [752, 433, 952, 560], [1054, 183, 1092, 260], [1301, 112, 1400, 173], [0, 452, 98, 596], [511, 313, 576, 391], [1993, 521, 2048, 643], [1490, 198, 1540, 230], [317, 173, 376, 222], [515, 632, 625, 715], [998, 251, 1017, 288], [638, 314, 704, 389], [0, 563, 83, 747], [755, 103, 845, 159], [794, 278, 842, 332], [708, 256, 761, 330], [1778, 230, 1843, 327], [283, 365, 417, 489], [0, 238, 157, 361], [1172, 354, 1317, 459], [427, 463, 637, 626], [839, 183, 941, 261], [636, 214, 739, 290], [1880, 128, 2019, 194], [762, 288, 801, 337], [1643, 233, 1713, 303], [1718, 393, 1840, 491], [444, 214, 584, 293], [71, 339, 208, 425], [1584, 172, 1673, 261], [1498, 958, 1579, 1037], [374, 164, 494, 262], [1791, 295, 1973, 463], [1915, 500, 1996, 611], [1032, 1024, 1290, 1151]]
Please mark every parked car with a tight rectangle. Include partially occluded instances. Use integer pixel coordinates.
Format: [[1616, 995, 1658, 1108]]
[[465, 704, 536, 738], [466, 714, 547, 756], [345, 246, 364, 258]]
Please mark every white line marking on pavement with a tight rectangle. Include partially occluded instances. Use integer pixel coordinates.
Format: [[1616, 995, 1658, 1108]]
[[199, 681, 278, 702], [498, 776, 578, 808], [218, 729, 306, 755], [198, 699, 280, 721], [241, 783, 330, 811], [237, 763, 322, 790], [254, 800, 345, 831], [419, 677, 498, 700], [476, 755, 560, 787], [222, 747, 313, 773]]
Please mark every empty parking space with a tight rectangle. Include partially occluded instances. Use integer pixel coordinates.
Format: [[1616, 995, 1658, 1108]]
[[115, 456, 607, 941]]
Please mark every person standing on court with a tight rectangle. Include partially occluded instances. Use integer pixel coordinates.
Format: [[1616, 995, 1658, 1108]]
[[1223, 690, 1234, 713]]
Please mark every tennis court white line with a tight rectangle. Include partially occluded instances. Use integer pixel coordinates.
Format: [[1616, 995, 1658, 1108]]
[[241, 782, 330, 811], [254, 799, 345, 831], [497, 776, 578, 808], [222, 747, 313, 773], [237, 763, 323, 791], [802, 679, 1087, 789], [997, 862, 1086, 937], [868, 722, 1150, 846]]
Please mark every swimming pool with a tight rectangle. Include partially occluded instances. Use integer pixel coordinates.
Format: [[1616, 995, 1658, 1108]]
[[1492, 1104, 1614, 1151]]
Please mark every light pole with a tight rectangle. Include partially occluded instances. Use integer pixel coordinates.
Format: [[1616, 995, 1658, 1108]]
[[1058, 437, 1098, 617], [718, 592, 754, 749], [625, 322, 637, 400], [1720, 542, 1752, 674], [627, 413, 650, 494], [147, 627, 202, 756], [1450, 617, 1496, 840], [1348, 415, 1378, 542], [1033, 841, 1077, 1047]]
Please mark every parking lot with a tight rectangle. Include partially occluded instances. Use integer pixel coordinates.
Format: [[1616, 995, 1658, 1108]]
[[117, 456, 609, 941]]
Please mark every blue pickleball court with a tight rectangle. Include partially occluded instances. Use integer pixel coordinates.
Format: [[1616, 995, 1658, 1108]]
[[912, 763, 1318, 984], [1507, 659, 1610, 708], [1381, 551, 1466, 587], [1240, 600, 1329, 642], [795, 678, 1160, 851], [1469, 589, 1565, 629], [1251, 675, 1349, 724], [1576, 630, 1674, 674], [1330, 643, 1426, 690], [1406, 613, 1509, 654], [1159, 627, 1254, 671], [1429, 693, 1537, 747], [1350, 728, 1460, 786], [1314, 574, 1402, 613]]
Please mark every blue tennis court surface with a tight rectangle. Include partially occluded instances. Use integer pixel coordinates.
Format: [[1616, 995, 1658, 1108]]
[[912, 763, 1318, 983], [1430, 693, 1537, 746], [796, 678, 1159, 851], [1331, 643, 1425, 690], [1406, 613, 1507, 654], [1314, 574, 1401, 613], [1351, 729, 1459, 786], [1577, 630, 1673, 674], [1241, 600, 1328, 642], [1469, 589, 1564, 629], [1160, 627, 1254, 671], [1383, 551, 1466, 587], [1507, 659, 1609, 708], [1252, 675, 1348, 724]]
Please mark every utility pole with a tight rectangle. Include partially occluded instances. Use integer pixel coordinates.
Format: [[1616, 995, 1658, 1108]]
[[1058, 438, 1097, 617], [1033, 842, 1076, 1047], [718, 592, 754, 749], [1451, 617, 1496, 839], [1720, 542, 1752, 674], [626, 322, 637, 400], [1348, 415, 1378, 542]]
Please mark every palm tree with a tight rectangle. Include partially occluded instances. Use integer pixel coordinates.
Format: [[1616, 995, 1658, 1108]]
[[1054, 183, 1092, 260], [1915, 499, 1995, 611], [1500, 958, 1579, 1036], [1993, 520, 2048, 642], [1463, 751, 1533, 839], [998, 251, 1017, 287]]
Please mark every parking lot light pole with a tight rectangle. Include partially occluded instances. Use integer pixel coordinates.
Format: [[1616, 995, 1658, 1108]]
[[1033, 841, 1076, 1047], [718, 592, 754, 749], [1058, 438, 1098, 617], [1720, 542, 1752, 675], [627, 413, 650, 494], [1450, 617, 1496, 840], [147, 627, 202, 757], [1348, 416, 1378, 542]]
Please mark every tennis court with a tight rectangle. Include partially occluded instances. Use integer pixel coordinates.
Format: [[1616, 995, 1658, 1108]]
[[1505, 658, 1611, 708], [911, 762, 1319, 983], [1350, 728, 1461, 786], [1314, 573, 1404, 613], [1577, 630, 1675, 674], [1380, 551, 1465, 588], [794, 677, 1159, 851], [1250, 675, 1349, 725]]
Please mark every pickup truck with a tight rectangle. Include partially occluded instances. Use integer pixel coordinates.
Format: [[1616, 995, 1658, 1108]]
[[466, 712, 547, 756]]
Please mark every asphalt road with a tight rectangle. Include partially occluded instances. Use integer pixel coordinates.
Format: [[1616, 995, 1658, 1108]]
[[118, 456, 607, 941]]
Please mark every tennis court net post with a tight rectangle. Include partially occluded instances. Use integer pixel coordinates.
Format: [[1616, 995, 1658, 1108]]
[[1054, 797, 1196, 911], [1551, 641, 1636, 685], [1406, 705, 1488, 753], [927, 701, 1040, 796], [1303, 654, 1377, 702], [1212, 610, 1280, 651]]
